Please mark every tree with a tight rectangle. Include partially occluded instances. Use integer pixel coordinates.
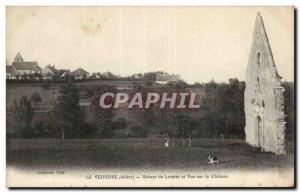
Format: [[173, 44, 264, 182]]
[[159, 110, 178, 145], [174, 112, 196, 147], [53, 79, 86, 138], [102, 71, 115, 80], [198, 78, 245, 139], [143, 72, 157, 81], [42, 80, 51, 90], [166, 80, 188, 89], [93, 106, 114, 137], [90, 85, 117, 138], [137, 108, 154, 137], [13, 96, 34, 138], [145, 81, 154, 87], [178, 113, 198, 147], [31, 91, 42, 105]]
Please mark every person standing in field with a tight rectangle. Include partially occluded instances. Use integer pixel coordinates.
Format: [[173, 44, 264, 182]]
[[164, 137, 169, 147]]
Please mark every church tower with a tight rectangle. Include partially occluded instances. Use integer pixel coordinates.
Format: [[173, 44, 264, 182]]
[[244, 12, 286, 154], [14, 52, 23, 63]]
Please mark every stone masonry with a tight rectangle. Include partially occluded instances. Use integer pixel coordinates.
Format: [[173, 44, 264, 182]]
[[244, 12, 287, 154]]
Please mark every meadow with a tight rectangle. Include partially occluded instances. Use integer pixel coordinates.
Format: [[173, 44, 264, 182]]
[[7, 138, 294, 171]]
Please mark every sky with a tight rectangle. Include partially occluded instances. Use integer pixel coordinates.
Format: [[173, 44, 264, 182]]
[[6, 6, 294, 84]]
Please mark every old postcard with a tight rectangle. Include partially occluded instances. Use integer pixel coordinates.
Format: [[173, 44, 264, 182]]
[[6, 6, 294, 188]]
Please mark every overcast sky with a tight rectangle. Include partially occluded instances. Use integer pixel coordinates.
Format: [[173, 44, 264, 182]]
[[6, 6, 294, 83]]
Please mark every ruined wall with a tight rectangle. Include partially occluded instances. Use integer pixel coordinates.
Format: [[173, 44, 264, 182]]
[[244, 13, 286, 154]]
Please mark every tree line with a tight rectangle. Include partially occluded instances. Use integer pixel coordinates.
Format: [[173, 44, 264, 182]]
[[9, 78, 294, 141]]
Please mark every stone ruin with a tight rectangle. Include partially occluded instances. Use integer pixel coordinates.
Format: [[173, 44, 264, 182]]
[[244, 12, 287, 154]]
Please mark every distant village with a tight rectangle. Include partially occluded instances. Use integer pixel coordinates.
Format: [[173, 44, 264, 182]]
[[6, 52, 181, 85]]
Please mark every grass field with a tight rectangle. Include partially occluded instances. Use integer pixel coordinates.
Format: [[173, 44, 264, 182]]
[[7, 138, 294, 171]]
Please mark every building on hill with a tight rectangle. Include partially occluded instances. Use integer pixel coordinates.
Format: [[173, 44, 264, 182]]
[[11, 52, 41, 79], [244, 13, 286, 154], [156, 73, 180, 85], [91, 72, 101, 79], [6, 65, 17, 79], [71, 68, 90, 80], [57, 69, 70, 79], [42, 64, 58, 79]]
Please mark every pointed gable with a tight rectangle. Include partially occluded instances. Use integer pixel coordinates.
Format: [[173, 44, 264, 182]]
[[71, 68, 89, 76], [248, 12, 279, 79], [43, 65, 58, 74], [14, 52, 23, 63]]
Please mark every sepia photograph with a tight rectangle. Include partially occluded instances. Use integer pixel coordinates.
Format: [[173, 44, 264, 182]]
[[5, 6, 295, 188]]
